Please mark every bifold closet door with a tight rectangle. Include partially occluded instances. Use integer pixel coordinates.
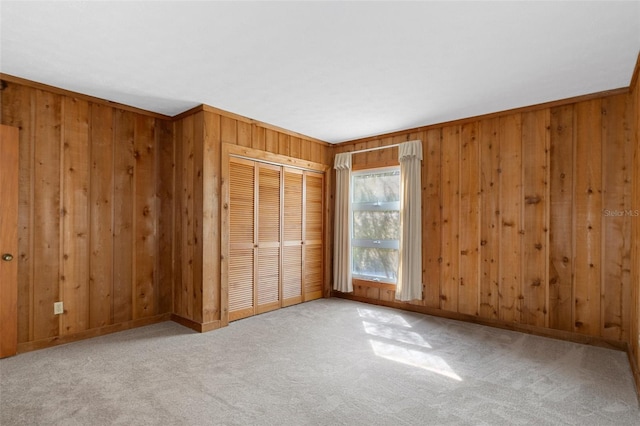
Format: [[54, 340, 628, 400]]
[[282, 168, 303, 307], [304, 172, 324, 301], [227, 153, 324, 321], [256, 163, 281, 314], [228, 157, 256, 321]]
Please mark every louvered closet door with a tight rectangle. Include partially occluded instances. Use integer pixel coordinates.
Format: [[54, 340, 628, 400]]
[[228, 157, 256, 321], [282, 168, 303, 307], [256, 163, 281, 314], [304, 172, 324, 301]]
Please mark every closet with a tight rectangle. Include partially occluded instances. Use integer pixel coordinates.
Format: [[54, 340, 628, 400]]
[[224, 146, 325, 322]]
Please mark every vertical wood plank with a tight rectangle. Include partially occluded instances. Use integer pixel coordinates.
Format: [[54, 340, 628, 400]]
[[252, 124, 265, 152], [89, 103, 113, 328], [133, 115, 157, 319], [521, 110, 549, 327], [156, 119, 174, 315], [237, 120, 251, 148], [33, 90, 61, 340], [458, 122, 480, 316], [61, 97, 90, 334], [424, 129, 442, 308], [311, 141, 323, 164], [220, 116, 237, 145], [549, 105, 574, 331], [601, 95, 632, 341], [181, 114, 195, 320], [112, 110, 135, 324], [192, 113, 204, 323], [173, 119, 184, 318], [278, 133, 289, 157], [498, 114, 523, 323], [574, 99, 602, 336], [265, 129, 278, 154], [440, 125, 460, 312], [300, 138, 312, 161], [290, 136, 301, 160], [479, 118, 500, 319], [203, 112, 221, 322]]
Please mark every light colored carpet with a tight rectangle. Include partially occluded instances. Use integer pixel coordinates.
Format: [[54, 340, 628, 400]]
[[1, 298, 638, 425]]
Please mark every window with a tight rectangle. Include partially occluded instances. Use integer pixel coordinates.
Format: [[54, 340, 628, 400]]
[[351, 167, 400, 283]]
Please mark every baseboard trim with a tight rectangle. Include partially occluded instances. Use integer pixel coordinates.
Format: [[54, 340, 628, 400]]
[[171, 314, 221, 333], [333, 293, 628, 352], [16, 313, 172, 354]]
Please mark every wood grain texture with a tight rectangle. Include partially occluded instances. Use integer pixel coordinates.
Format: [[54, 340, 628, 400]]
[[112, 110, 135, 324], [574, 99, 603, 336], [479, 118, 500, 319], [521, 110, 549, 327], [458, 122, 480, 316], [1, 83, 34, 343], [134, 115, 157, 319], [498, 114, 522, 323], [1, 80, 169, 349], [156, 119, 174, 315], [600, 94, 632, 341], [631, 60, 640, 389], [423, 129, 442, 309], [172, 119, 185, 318], [192, 113, 204, 324], [0, 125, 19, 357], [61, 97, 90, 334], [202, 112, 221, 322], [88, 103, 113, 328], [32, 89, 61, 340], [440, 125, 460, 312], [549, 105, 574, 331], [181, 114, 195, 320]]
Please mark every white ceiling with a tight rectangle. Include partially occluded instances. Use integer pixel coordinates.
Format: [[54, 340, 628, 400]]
[[1, 1, 639, 144]]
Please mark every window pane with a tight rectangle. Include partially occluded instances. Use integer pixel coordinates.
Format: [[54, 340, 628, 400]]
[[352, 247, 398, 281], [352, 170, 400, 204], [353, 211, 399, 240]]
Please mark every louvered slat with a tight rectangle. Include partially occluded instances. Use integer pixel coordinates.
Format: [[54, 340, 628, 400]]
[[257, 247, 280, 305], [282, 245, 302, 300], [229, 248, 254, 311], [258, 165, 280, 243], [305, 244, 323, 300], [284, 169, 303, 241], [305, 173, 323, 242], [229, 160, 255, 245]]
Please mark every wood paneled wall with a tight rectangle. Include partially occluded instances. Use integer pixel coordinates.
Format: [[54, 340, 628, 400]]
[[334, 91, 636, 347], [0, 78, 173, 350], [630, 57, 640, 391], [170, 107, 332, 331], [0, 76, 333, 347]]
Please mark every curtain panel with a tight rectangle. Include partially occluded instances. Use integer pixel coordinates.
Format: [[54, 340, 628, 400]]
[[333, 153, 353, 293], [396, 140, 423, 301]]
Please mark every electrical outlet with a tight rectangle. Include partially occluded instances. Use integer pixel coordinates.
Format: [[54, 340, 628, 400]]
[[54, 301, 64, 315]]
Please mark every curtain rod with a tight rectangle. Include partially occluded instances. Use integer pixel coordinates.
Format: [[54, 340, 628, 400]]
[[346, 143, 401, 155]]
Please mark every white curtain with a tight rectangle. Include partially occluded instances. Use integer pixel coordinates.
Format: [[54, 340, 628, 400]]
[[396, 140, 423, 301], [333, 152, 353, 293]]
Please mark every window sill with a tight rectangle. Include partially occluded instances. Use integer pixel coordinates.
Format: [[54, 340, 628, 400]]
[[352, 278, 396, 290]]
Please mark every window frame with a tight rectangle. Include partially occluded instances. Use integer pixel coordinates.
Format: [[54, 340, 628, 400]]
[[350, 166, 401, 284]]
